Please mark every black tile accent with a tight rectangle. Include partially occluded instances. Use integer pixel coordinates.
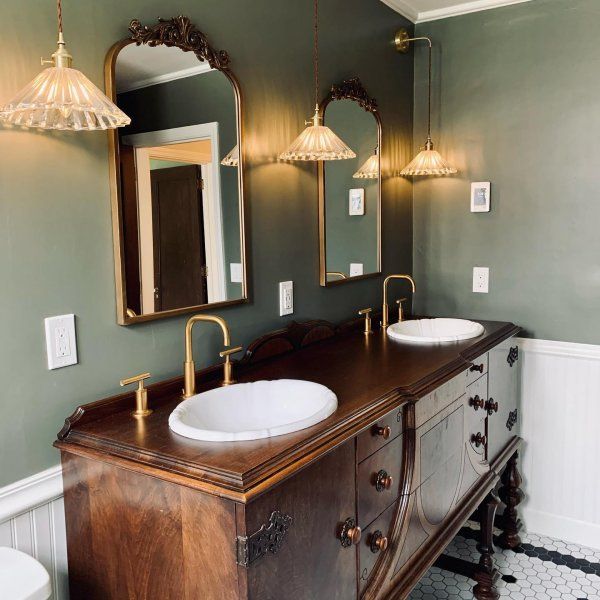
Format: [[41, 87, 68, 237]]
[[501, 574, 517, 584]]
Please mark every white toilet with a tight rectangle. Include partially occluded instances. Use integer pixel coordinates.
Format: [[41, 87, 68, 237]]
[[0, 547, 52, 600]]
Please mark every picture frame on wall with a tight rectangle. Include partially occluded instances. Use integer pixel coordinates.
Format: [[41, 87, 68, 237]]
[[471, 182, 491, 212], [349, 188, 365, 215]]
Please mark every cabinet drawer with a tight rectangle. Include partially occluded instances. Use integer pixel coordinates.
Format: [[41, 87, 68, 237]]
[[415, 373, 466, 428], [466, 353, 488, 385], [357, 405, 403, 462], [358, 434, 403, 526], [359, 501, 397, 594], [465, 375, 487, 457]]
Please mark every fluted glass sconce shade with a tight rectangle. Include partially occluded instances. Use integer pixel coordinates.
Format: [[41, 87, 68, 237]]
[[279, 108, 355, 161], [353, 152, 379, 179], [0, 1, 130, 131], [221, 144, 239, 167], [400, 137, 457, 177]]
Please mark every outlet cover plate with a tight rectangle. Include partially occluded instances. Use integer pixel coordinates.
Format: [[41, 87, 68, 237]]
[[473, 267, 489, 293], [44, 314, 78, 370], [279, 281, 293, 316]]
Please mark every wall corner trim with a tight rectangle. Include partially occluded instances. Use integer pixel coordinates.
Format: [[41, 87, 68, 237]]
[[0, 465, 63, 523]]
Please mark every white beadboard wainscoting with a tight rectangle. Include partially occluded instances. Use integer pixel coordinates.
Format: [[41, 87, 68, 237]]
[[0, 465, 68, 600], [519, 337, 600, 551], [0, 335, 598, 599]]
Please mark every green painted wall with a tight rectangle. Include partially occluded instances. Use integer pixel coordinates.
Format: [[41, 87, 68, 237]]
[[412, 0, 600, 344], [0, 0, 413, 486]]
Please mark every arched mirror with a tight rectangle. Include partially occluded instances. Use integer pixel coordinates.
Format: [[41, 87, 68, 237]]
[[318, 78, 381, 286], [106, 17, 247, 324]]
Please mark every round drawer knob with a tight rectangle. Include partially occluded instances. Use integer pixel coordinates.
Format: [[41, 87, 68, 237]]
[[370, 530, 389, 554], [470, 363, 484, 373], [375, 425, 391, 439], [375, 469, 393, 492], [340, 517, 362, 547], [485, 398, 499, 415], [469, 395, 485, 411], [471, 432, 487, 448]]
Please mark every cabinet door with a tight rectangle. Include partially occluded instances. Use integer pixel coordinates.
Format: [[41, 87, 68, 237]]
[[487, 338, 520, 462], [243, 441, 357, 600]]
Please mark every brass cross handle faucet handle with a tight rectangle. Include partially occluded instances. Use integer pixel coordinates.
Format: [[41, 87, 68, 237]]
[[120, 372, 152, 418], [219, 346, 244, 386], [358, 308, 373, 335], [396, 298, 408, 322]]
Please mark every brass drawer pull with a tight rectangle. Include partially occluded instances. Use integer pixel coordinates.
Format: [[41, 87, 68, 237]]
[[340, 517, 361, 547], [375, 469, 393, 492], [469, 395, 485, 411], [369, 530, 389, 554], [485, 398, 499, 415], [471, 432, 487, 448], [470, 363, 484, 373], [374, 425, 391, 439]]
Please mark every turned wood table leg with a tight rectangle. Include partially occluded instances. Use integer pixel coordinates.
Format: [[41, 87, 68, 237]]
[[497, 451, 524, 549], [473, 491, 500, 600]]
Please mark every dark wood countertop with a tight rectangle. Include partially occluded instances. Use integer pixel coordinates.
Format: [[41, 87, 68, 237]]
[[55, 319, 519, 501]]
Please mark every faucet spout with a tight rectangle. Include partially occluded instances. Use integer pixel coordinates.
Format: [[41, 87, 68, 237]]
[[183, 314, 231, 398], [382, 274, 416, 329]]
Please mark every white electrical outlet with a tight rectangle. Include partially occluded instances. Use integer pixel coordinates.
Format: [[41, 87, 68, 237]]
[[230, 263, 243, 283], [279, 281, 293, 316], [44, 314, 78, 370], [349, 263, 364, 277], [473, 267, 489, 293]]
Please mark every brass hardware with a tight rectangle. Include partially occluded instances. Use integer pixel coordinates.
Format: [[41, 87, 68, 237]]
[[369, 530, 389, 554], [327, 271, 348, 280], [374, 425, 391, 439], [340, 517, 361, 547], [183, 314, 232, 398], [119, 372, 152, 418], [394, 28, 411, 53], [219, 345, 244, 386], [469, 395, 485, 411], [126, 308, 138, 318], [382, 275, 416, 329], [470, 363, 485, 373], [375, 469, 393, 492], [471, 432, 487, 448], [395, 297, 408, 322], [358, 308, 373, 335], [485, 398, 499, 415]]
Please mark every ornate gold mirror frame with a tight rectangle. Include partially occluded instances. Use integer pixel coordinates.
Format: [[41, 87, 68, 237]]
[[105, 16, 247, 325], [318, 78, 382, 287]]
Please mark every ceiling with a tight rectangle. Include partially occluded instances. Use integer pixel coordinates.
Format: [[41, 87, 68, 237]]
[[380, 0, 532, 23]]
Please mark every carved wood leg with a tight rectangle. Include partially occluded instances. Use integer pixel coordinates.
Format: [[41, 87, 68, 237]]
[[497, 451, 524, 549], [473, 492, 500, 600]]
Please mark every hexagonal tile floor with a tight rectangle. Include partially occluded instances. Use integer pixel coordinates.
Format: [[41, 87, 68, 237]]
[[408, 525, 600, 599]]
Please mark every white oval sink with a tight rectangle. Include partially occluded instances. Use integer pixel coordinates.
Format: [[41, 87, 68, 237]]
[[169, 379, 338, 442], [387, 318, 484, 343]]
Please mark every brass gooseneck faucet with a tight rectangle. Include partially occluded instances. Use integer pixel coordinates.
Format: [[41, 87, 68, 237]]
[[183, 314, 232, 398], [382, 275, 416, 329]]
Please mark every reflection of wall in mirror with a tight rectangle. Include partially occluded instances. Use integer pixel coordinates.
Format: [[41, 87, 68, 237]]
[[117, 69, 241, 302], [324, 99, 378, 278]]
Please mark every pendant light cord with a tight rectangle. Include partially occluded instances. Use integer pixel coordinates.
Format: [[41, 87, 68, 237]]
[[313, 0, 319, 109], [57, 0, 63, 35]]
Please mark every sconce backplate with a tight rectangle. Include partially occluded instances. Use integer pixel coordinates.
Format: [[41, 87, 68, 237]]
[[395, 28, 410, 53]]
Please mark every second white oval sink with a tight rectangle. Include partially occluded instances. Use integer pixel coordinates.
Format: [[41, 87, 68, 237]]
[[387, 318, 484, 343], [169, 379, 338, 442]]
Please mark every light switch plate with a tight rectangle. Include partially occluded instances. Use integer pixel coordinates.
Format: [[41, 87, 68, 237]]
[[44, 314, 78, 370], [279, 281, 293, 316], [230, 263, 243, 283], [473, 267, 489, 293], [350, 263, 364, 277]]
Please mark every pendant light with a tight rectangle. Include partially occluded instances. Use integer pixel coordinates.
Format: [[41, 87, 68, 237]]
[[395, 30, 457, 177], [221, 144, 239, 167], [279, 0, 355, 161], [0, 0, 130, 131], [353, 149, 379, 179]]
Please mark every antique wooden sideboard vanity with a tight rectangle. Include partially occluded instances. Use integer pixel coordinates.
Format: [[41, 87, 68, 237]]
[[55, 317, 522, 600]]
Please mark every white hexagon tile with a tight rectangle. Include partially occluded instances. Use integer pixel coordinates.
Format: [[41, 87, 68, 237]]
[[409, 525, 600, 600]]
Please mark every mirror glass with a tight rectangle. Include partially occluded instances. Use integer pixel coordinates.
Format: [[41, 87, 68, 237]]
[[111, 42, 245, 322], [320, 98, 381, 285]]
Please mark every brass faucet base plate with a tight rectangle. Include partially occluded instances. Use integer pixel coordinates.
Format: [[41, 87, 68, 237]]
[[131, 409, 153, 418]]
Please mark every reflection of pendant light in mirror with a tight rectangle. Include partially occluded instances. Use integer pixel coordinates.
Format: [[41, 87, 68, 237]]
[[395, 29, 457, 177], [221, 144, 239, 167], [353, 148, 380, 179], [0, 0, 130, 131], [279, 0, 355, 161]]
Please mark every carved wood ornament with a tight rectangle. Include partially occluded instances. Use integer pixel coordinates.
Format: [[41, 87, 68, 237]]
[[129, 16, 230, 71], [328, 77, 378, 113]]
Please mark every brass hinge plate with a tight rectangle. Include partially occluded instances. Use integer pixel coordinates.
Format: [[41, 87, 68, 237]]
[[236, 510, 292, 568]]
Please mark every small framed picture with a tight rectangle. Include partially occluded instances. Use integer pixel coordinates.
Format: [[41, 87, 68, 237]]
[[471, 182, 491, 212], [349, 188, 365, 216]]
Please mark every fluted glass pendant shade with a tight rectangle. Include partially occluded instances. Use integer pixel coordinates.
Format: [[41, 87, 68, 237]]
[[0, 29, 130, 131], [279, 108, 355, 161], [221, 144, 239, 167], [400, 137, 457, 177], [353, 153, 379, 179]]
